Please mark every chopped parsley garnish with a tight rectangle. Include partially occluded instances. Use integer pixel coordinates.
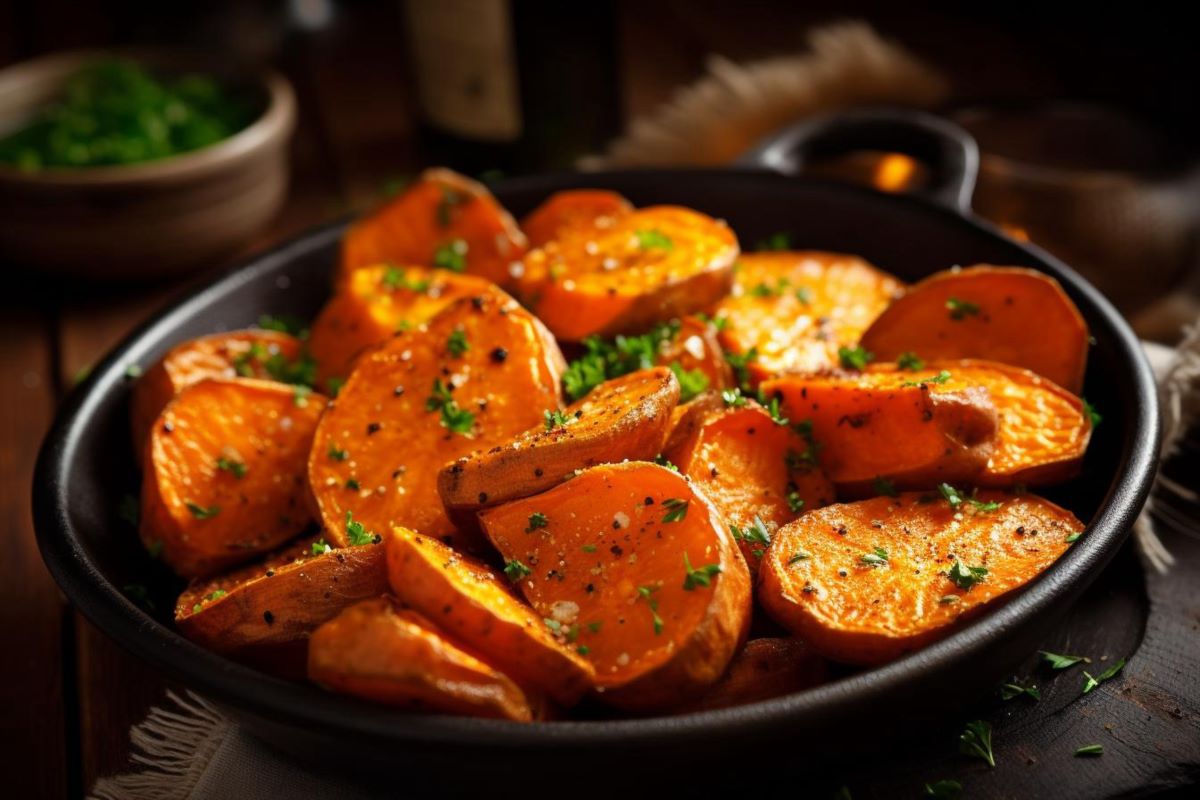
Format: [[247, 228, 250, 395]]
[[1039, 650, 1089, 670], [576, 645, 591, 656], [731, 517, 771, 547], [669, 361, 709, 403], [215, 456, 247, 478], [292, 384, 313, 408], [859, 547, 889, 567], [124, 363, 143, 379], [939, 482, 965, 509], [873, 476, 897, 497], [581, 544, 597, 553], [947, 561, 988, 590], [969, 497, 1002, 512], [838, 345, 874, 370], [788, 551, 811, 565], [1081, 658, 1125, 694], [634, 228, 673, 250], [721, 387, 747, 408], [1075, 744, 1104, 757], [786, 491, 805, 513], [939, 594, 960, 605], [1065, 532, 1081, 543], [696, 312, 729, 332], [795, 286, 812, 304], [544, 409, 571, 430], [902, 369, 952, 387], [327, 445, 349, 461], [258, 314, 309, 339], [755, 231, 792, 251], [312, 538, 333, 556], [562, 321, 680, 400], [1082, 397, 1102, 427], [946, 297, 981, 320], [682, 553, 722, 590], [185, 501, 220, 519], [637, 584, 664, 634], [654, 454, 679, 472], [760, 391, 789, 426], [958, 719, 995, 767], [785, 445, 820, 472], [345, 478, 360, 490], [725, 347, 759, 391], [503, 559, 532, 581], [999, 682, 1041, 701], [381, 266, 430, 292], [897, 352, 925, 371], [425, 379, 474, 435], [433, 239, 468, 272], [525, 512, 548, 532], [661, 498, 689, 523], [344, 511, 381, 546], [446, 328, 470, 357], [923, 779, 963, 799]]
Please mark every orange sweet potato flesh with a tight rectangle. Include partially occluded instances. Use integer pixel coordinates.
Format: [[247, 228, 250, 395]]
[[761, 370, 998, 491], [656, 315, 735, 394], [759, 490, 1082, 665], [131, 329, 304, 457], [714, 252, 903, 382], [859, 266, 1089, 393], [176, 536, 388, 671], [664, 403, 836, 575], [338, 168, 527, 287], [308, 288, 565, 550], [141, 378, 326, 578], [867, 360, 1092, 486], [477, 462, 751, 711], [308, 264, 493, 392], [678, 638, 830, 713], [515, 206, 738, 342], [308, 597, 537, 721], [386, 527, 595, 705], [439, 367, 680, 515], [520, 189, 633, 248]]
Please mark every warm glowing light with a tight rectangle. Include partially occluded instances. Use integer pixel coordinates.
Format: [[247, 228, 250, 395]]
[[873, 154, 918, 192], [1000, 224, 1031, 242]]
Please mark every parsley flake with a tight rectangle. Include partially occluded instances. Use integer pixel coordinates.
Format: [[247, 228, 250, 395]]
[[637, 584, 664, 634], [185, 501, 220, 519], [635, 228, 673, 250], [447, 328, 470, 357], [669, 361, 709, 403], [433, 239, 468, 272], [525, 512, 548, 532], [682, 553, 722, 590], [344, 511, 381, 546], [544, 409, 571, 430], [946, 297, 981, 320], [504, 559, 532, 581], [897, 352, 925, 371], [311, 538, 333, 556], [721, 387, 747, 408], [661, 498, 689, 523], [1082, 658, 1125, 694], [1039, 650, 1089, 670], [838, 345, 874, 370], [947, 561, 988, 590], [958, 719, 995, 767], [215, 456, 247, 478], [1075, 744, 1104, 757], [859, 547, 889, 567]]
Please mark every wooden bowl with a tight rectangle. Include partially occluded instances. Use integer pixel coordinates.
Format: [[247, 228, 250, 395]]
[[0, 49, 295, 280]]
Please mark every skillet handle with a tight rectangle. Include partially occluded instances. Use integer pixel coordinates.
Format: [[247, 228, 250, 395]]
[[736, 108, 980, 214]]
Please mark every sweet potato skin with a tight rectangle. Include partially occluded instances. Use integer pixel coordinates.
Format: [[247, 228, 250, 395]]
[[515, 206, 739, 342], [338, 168, 527, 287], [520, 189, 633, 248], [385, 527, 594, 705], [677, 638, 829, 713], [141, 378, 326, 578], [477, 461, 751, 711], [759, 491, 1082, 665], [308, 288, 565, 549], [308, 264, 493, 392], [715, 252, 903, 382], [664, 403, 836, 574], [439, 367, 680, 515], [761, 370, 998, 491], [867, 360, 1092, 486], [860, 266, 1090, 393], [131, 329, 304, 457], [308, 597, 537, 721], [176, 536, 388, 667]]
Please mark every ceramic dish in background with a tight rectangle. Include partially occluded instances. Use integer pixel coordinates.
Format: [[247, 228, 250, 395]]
[[0, 49, 295, 280]]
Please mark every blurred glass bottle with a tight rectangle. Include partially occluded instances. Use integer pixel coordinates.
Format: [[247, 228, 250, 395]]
[[401, 0, 620, 175]]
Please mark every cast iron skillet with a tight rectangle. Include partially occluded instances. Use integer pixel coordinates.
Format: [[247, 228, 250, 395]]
[[33, 110, 1160, 782]]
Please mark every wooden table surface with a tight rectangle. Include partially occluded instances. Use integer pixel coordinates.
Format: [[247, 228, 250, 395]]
[[3, 3, 1198, 798]]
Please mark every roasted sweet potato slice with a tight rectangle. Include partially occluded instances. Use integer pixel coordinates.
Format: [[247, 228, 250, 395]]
[[860, 266, 1089, 393], [868, 360, 1092, 486], [664, 403, 835, 574], [176, 535, 388, 672], [761, 369, 998, 491], [477, 462, 751, 711], [520, 189, 633, 248], [308, 597, 538, 721], [714, 252, 903, 382], [515, 206, 738, 342], [141, 378, 326, 578], [439, 367, 680, 515], [308, 264, 493, 391], [308, 288, 565, 549], [656, 315, 735, 396], [131, 329, 306, 456], [386, 527, 594, 705], [678, 638, 830, 712], [338, 168, 526, 287], [759, 490, 1082, 665]]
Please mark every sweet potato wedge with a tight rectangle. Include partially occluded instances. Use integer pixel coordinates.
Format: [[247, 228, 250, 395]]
[[130, 329, 306, 456], [141, 378, 326, 578], [176, 535, 388, 671], [656, 315, 735, 396], [860, 266, 1089, 393], [386, 527, 594, 705], [761, 369, 998, 491], [477, 461, 751, 711], [515, 206, 738, 342], [868, 360, 1092, 486], [759, 490, 1082, 665], [664, 403, 836, 574], [308, 597, 538, 721], [307, 264, 493, 392], [439, 367, 680, 515], [338, 168, 527, 287], [678, 638, 830, 712], [714, 252, 903, 383], [520, 189, 633, 248], [308, 287, 565, 549]]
